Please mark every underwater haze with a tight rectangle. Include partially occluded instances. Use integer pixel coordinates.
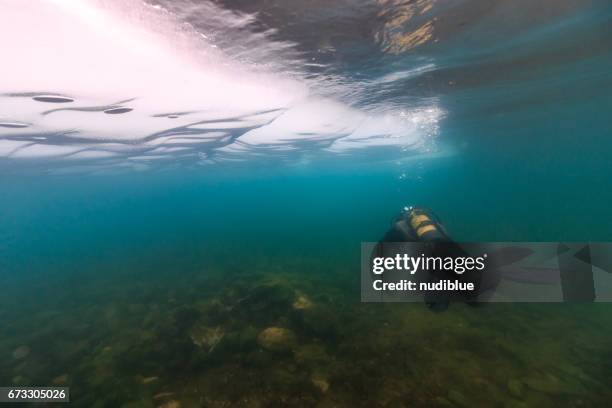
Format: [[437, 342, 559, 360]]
[[1, 0, 612, 407]]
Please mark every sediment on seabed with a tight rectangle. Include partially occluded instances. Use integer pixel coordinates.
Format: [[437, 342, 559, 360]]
[[1, 268, 610, 407]]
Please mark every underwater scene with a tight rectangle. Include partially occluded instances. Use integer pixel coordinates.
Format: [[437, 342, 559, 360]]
[[1, 0, 612, 407]]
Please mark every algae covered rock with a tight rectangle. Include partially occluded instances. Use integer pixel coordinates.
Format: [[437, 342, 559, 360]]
[[257, 327, 296, 352], [293, 292, 313, 311], [523, 372, 584, 395], [294, 343, 329, 366], [171, 306, 201, 334], [447, 389, 470, 407], [247, 281, 294, 310], [302, 305, 339, 336], [507, 379, 524, 398], [52, 374, 69, 385], [311, 372, 330, 393], [13, 345, 30, 360], [227, 280, 295, 326], [433, 396, 454, 407], [237, 325, 259, 349], [11, 376, 28, 386], [140, 376, 158, 385], [189, 324, 225, 352], [158, 400, 181, 408]]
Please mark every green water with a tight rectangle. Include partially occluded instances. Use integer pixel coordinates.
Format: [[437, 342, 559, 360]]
[[2, 161, 612, 407]]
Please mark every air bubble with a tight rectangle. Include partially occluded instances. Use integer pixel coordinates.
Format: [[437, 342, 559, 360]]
[[104, 107, 133, 114], [32, 95, 74, 103], [0, 122, 29, 128]]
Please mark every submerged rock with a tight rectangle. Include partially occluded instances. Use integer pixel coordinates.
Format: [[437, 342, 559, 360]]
[[189, 325, 225, 353], [12, 346, 30, 360], [11, 376, 28, 386], [293, 292, 313, 311], [294, 343, 329, 366], [523, 373, 577, 394], [434, 397, 454, 407], [52, 374, 69, 386], [257, 327, 296, 352], [172, 306, 201, 333], [246, 281, 295, 311], [237, 325, 259, 348], [447, 389, 470, 407], [302, 306, 338, 336], [141, 376, 158, 385], [153, 392, 174, 401], [507, 379, 524, 398], [311, 373, 330, 393], [158, 400, 181, 408]]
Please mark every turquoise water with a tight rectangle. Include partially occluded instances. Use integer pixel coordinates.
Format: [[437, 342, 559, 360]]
[[2, 1, 612, 407]]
